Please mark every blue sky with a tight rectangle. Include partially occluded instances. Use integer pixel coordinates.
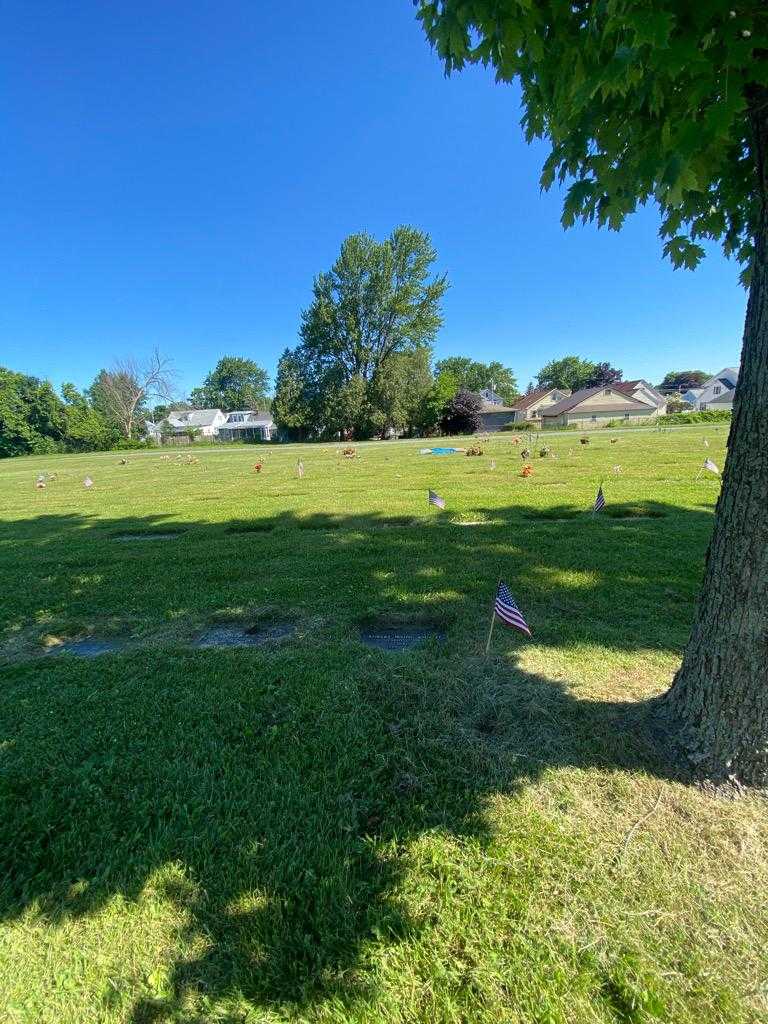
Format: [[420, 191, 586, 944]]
[[1, 0, 746, 398]]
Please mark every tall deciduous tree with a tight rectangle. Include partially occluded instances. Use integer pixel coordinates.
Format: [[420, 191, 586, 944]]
[[90, 349, 174, 439], [300, 227, 447, 379], [434, 356, 519, 404], [535, 355, 598, 392], [190, 356, 269, 412], [417, 1, 768, 786], [279, 226, 448, 439]]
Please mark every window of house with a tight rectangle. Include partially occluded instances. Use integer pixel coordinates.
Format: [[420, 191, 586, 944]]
[[624, 413, 630, 420], [591, 414, 597, 422], [701, 403, 708, 411], [713, 386, 721, 395]]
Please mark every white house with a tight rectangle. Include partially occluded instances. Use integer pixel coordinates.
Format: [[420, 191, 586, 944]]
[[165, 409, 228, 436], [683, 368, 739, 411], [216, 410, 276, 442]]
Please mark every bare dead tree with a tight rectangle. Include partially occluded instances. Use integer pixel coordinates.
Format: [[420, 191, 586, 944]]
[[99, 348, 175, 438]]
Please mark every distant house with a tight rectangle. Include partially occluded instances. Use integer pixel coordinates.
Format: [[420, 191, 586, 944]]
[[540, 385, 661, 429], [478, 388, 506, 407], [166, 409, 227, 437], [505, 387, 572, 424], [216, 410, 275, 442], [682, 367, 738, 412], [614, 379, 667, 411]]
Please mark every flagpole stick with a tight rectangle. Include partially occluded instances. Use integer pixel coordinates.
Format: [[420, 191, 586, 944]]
[[485, 578, 501, 656]]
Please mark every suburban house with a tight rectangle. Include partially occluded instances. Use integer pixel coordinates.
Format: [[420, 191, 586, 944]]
[[146, 408, 275, 443], [216, 410, 276, 441], [540, 385, 662, 429], [505, 387, 572, 423], [615, 379, 667, 411], [478, 388, 506, 407], [682, 367, 739, 411], [165, 409, 228, 437]]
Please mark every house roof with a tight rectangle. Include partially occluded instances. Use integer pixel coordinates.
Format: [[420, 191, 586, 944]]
[[615, 379, 666, 407], [223, 411, 274, 427], [480, 401, 515, 413], [708, 392, 736, 404], [542, 386, 651, 417], [167, 409, 223, 428], [509, 387, 569, 412]]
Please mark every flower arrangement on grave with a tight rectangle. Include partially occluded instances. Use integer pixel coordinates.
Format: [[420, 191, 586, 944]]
[[342, 447, 356, 458], [539, 445, 551, 457], [520, 463, 533, 477], [610, 437, 619, 444], [580, 436, 590, 445], [253, 462, 263, 473], [520, 447, 531, 460], [466, 445, 484, 456], [511, 436, 521, 445]]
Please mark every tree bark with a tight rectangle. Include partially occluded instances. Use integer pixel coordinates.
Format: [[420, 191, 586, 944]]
[[666, 88, 768, 788]]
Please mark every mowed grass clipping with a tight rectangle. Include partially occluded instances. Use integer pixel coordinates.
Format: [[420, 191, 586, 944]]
[[1, 427, 767, 1024]]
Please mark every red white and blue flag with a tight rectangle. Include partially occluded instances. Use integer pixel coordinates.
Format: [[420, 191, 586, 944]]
[[494, 581, 532, 637], [428, 489, 445, 509], [593, 484, 606, 512]]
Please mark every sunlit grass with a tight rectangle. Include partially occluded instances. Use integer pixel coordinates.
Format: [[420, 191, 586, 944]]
[[1, 426, 766, 1024]]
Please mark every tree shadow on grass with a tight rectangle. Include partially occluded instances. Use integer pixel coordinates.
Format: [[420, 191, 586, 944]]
[[0, 501, 713, 1020]]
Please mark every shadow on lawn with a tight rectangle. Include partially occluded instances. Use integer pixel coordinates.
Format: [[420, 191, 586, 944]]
[[0, 501, 714, 1021]]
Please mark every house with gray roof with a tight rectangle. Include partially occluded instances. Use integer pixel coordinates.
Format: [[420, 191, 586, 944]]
[[682, 368, 738, 412], [540, 385, 661, 429], [216, 410, 275, 441], [166, 409, 227, 436]]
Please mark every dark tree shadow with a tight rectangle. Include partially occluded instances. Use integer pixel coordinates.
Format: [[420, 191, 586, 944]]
[[0, 500, 713, 1021]]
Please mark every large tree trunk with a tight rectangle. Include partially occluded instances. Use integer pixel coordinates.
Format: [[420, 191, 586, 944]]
[[666, 89, 768, 788]]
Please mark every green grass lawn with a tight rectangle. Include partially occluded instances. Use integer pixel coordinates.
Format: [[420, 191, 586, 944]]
[[1, 426, 766, 1024]]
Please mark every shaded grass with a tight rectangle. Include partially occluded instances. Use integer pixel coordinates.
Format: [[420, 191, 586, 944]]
[[0, 430, 766, 1023]]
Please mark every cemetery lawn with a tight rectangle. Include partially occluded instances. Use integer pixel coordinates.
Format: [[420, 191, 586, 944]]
[[1, 426, 767, 1024]]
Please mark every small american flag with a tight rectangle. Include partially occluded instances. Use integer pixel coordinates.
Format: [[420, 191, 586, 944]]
[[703, 458, 720, 475], [428, 489, 445, 509], [593, 484, 605, 512], [494, 581, 531, 636], [84, 476, 94, 489]]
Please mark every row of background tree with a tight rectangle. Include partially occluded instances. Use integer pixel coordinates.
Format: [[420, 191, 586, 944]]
[[1, 226, 712, 457]]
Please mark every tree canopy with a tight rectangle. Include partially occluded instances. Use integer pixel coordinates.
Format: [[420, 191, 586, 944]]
[[582, 361, 624, 388], [535, 355, 598, 392], [416, 1, 764, 284], [190, 356, 269, 412], [434, 357, 518, 404], [0, 368, 65, 457], [660, 370, 711, 391]]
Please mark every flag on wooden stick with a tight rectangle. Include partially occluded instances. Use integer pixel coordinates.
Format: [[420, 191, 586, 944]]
[[428, 489, 445, 509], [485, 580, 531, 654], [593, 483, 606, 513], [703, 458, 720, 475]]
